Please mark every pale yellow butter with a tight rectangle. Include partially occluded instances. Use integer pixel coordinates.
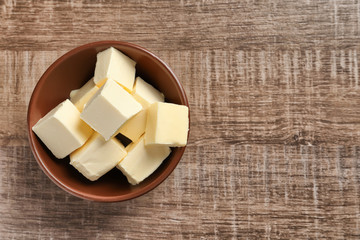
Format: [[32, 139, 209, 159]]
[[93, 47, 136, 91], [32, 99, 93, 159], [115, 77, 164, 142], [80, 79, 142, 141], [132, 77, 164, 108], [70, 132, 127, 181], [69, 77, 99, 112], [145, 102, 189, 147], [115, 109, 147, 142], [117, 136, 171, 185]]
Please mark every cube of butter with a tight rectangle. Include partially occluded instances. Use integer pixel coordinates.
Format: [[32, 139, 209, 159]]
[[32, 99, 93, 159], [117, 136, 171, 185], [70, 77, 99, 112], [93, 47, 136, 91], [145, 102, 189, 147], [70, 132, 127, 181], [80, 78, 142, 141], [115, 109, 147, 142], [132, 77, 164, 108]]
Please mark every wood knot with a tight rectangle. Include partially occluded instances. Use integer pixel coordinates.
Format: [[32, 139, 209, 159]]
[[285, 130, 316, 146]]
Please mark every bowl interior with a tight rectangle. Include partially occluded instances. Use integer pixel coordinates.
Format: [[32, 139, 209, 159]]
[[27, 41, 189, 202]]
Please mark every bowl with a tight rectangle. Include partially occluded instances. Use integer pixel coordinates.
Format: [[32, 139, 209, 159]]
[[27, 41, 189, 202]]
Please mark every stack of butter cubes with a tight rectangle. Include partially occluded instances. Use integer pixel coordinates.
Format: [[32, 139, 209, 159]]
[[32, 47, 189, 185]]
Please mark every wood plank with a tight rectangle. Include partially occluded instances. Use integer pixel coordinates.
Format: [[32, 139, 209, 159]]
[[0, 145, 359, 239], [2, 48, 360, 146], [1, 1, 360, 51]]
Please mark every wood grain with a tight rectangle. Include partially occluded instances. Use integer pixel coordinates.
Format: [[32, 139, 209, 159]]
[[1, 0, 360, 239]]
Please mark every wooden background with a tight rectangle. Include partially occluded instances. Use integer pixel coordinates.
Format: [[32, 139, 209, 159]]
[[1, 0, 360, 239]]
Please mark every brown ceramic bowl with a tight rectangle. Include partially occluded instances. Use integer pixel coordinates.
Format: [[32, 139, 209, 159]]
[[27, 41, 189, 202]]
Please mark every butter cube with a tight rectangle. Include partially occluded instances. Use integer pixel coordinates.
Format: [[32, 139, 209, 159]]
[[32, 99, 93, 159], [145, 102, 189, 147], [115, 109, 147, 142], [94, 47, 136, 91], [132, 77, 165, 108], [70, 77, 99, 112], [117, 136, 171, 185], [70, 133, 127, 181], [80, 79, 142, 141], [115, 77, 164, 141]]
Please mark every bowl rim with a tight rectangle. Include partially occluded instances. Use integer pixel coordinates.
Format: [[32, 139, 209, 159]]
[[27, 40, 190, 202]]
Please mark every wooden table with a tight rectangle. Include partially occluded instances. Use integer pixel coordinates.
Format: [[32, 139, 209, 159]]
[[1, 0, 360, 239]]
